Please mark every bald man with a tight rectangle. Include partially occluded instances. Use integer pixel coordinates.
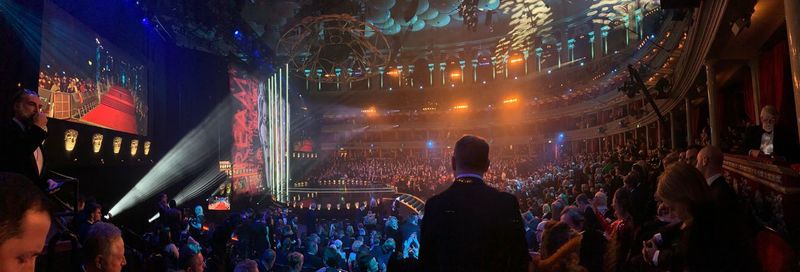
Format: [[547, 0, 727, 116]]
[[695, 146, 738, 213], [420, 135, 530, 272]]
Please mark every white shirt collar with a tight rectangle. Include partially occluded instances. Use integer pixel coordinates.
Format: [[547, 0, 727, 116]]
[[455, 173, 484, 181], [706, 173, 722, 186]]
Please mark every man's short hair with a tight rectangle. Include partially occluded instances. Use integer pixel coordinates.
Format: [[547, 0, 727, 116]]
[[82, 222, 122, 264], [234, 259, 259, 272], [178, 245, 201, 270], [287, 252, 304, 269], [453, 135, 490, 171], [0, 172, 51, 244]]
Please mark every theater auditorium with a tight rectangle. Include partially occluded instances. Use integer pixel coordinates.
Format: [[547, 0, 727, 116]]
[[1, 0, 800, 271]]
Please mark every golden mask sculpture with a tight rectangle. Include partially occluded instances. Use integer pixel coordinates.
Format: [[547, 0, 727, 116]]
[[92, 133, 103, 153], [64, 129, 78, 152], [130, 139, 139, 156], [113, 137, 122, 154], [143, 141, 151, 155]]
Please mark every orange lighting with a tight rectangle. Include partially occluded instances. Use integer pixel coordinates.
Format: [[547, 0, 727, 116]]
[[453, 104, 469, 110], [361, 107, 376, 114], [509, 57, 523, 63], [503, 98, 518, 104], [386, 70, 399, 76], [450, 72, 461, 78], [422, 107, 436, 111]]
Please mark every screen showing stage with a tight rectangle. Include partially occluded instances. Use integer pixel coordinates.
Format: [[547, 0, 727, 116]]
[[38, 1, 148, 135]]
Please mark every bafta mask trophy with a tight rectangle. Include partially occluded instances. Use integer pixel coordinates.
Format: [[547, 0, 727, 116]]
[[92, 133, 103, 153], [64, 129, 78, 152], [113, 137, 122, 154], [130, 139, 139, 156]]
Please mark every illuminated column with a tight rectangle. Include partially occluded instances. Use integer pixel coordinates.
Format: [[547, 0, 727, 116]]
[[491, 56, 497, 79], [471, 59, 478, 82], [439, 62, 446, 85], [556, 42, 563, 68], [588, 31, 596, 59], [397, 65, 404, 87], [334, 68, 342, 90], [427, 63, 434, 86], [601, 25, 610, 55], [635, 9, 643, 40], [503, 55, 509, 78], [347, 68, 353, 90], [459, 60, 466, 83], [365, 67, 372, 89], [315, 69, 322, 90], [378, 66, 385, 89], [535, 47, 543, 72], [786, 0, 800, 142], [408, 65, 415, 86], [522, 50, 530, 75], [567, 38, 576, 62], [304, 69, 311, 90], [624, 15, 630, 46]]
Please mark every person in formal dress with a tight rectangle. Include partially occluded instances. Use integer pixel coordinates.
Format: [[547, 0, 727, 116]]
[[0, 89, 59, 192], [0, 172, 52, 272], [419, 135, 530, 272], [744, 105, 798, 162], [83, 222, 127, 272], [695, 146, 738, 212]]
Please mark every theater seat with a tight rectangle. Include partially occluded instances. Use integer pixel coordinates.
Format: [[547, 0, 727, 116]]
[[755, 227, 796, 272]]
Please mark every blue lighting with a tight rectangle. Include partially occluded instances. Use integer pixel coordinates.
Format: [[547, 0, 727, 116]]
[[650, 34, 656, 39], [234, 30, 240, 36], [427, 140, 434, 148], [559, 133, 565, 138], [141, 18, 149, 25]]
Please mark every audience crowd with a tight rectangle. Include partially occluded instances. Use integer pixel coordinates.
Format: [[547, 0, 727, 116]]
[[1, 135, 796, 271]]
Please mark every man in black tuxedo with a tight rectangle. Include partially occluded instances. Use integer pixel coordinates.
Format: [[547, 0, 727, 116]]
[[419, 135, 530, 272], [744, 105, 798, 162], [0, 89, 55, 192], [695, 146, 737, 210]]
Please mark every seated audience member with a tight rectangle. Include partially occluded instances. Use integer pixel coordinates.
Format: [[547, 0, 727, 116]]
[[317, 247, 347, 272], [561, 206, 606, 272], [532, 221, 586, 272], [0, 172, 52, 272], [259, 248, 277, 272], [83, 222, 127, 272], [234, 259, 259, 272], [604, 188, 637, 272], [642, 162, 757, 271], [357, 254, 379, 272], [287, 252, 304, 272], [303, 242, 324, 271], [420, 135, 530, 272], [683, 145, 701, 167], [744, 105, 798, 162], [178, 245, 204, 272], [78, 202, 103, 242]]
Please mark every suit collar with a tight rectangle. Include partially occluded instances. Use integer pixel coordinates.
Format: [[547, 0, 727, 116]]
[[706, 173, 723, 187], [454, 176, 484, 184]]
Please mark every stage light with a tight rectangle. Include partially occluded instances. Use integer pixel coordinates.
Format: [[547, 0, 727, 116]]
[[234, 30, 240, 36], [427, 140, 434, 148], [453, 104, 469, 110], [141, 18, 149, 25], [503, 98, 518, 104], [450, 72, 461, 78], [509, 57, 523, 63], [107, 99, 231, 218]]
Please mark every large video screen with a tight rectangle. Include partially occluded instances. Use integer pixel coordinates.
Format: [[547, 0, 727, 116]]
[[38, 1, 148, 135], [229, 67, 264, 194]]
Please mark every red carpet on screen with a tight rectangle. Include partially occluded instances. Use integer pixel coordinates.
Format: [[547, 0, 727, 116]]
[[81, 85, 138, 134]]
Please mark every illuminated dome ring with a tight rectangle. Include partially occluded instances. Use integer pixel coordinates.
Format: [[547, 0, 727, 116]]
[[278, 14, 391, 84]]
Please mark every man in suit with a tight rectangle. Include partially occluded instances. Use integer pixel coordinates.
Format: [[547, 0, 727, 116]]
[[0, 89, 57, 192], [744, 105, 798, 162], [419, 135, 530, 272], [695, 146, 738, 211]]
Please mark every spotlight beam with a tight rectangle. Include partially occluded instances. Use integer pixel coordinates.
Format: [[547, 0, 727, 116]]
[[108, 98, 231, 217]]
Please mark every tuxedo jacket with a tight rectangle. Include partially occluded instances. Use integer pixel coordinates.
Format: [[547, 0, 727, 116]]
[[419, 176, 530, 272], [0, 119, 48, 189], [743, 126, 798, 162]]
